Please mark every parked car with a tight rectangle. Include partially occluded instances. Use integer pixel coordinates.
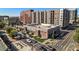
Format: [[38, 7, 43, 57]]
[[12, 32, 26, 39], [26, 39, 31, 43], [0, 31, 6, 36]]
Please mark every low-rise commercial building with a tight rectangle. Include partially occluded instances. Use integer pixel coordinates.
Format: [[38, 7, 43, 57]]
[[26, 24, 60, 39], [0, 16, 9, 20]]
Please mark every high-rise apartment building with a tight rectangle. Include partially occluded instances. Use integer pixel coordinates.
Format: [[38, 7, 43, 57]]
[[54, 10, 60, 25], [46, 10, 54, 24], [68, 9, 77, 24], [20, 10, 34, 25], [31, 9, 70, 28], [59, 9, 70, 27], [32, 11, 40, 24], [31, 10, 55, 24], [20, 8, 77, 28]]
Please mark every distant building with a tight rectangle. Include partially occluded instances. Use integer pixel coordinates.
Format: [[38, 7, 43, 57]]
[[20, 10, 34, 25], [0, 16, 9, 25], [9, 16, 20, 26], [59, 9, 70, 28], [26, 24, 60, 39], [0, 16, 9, 20], [68, 9, 77, 24]]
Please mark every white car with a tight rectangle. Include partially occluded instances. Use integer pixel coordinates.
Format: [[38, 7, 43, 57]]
[[26, 39, 31, 43]]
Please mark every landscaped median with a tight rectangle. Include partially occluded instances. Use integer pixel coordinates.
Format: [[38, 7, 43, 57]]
[[32, 35, 46, 43], [26, 31, 46, 43], [6, 27, 17, 38]]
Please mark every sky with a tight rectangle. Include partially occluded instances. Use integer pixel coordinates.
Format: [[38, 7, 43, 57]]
[[0, 8, 78, 16]]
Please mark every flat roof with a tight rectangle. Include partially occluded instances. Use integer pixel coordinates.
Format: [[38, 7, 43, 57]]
[[27, 24, 60, 29], [41, 24, 59, 28], [26, 24, 60, 31]]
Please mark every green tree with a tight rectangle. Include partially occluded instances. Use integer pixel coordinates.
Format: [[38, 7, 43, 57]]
[[51, 34, 54, 39], [6, 27, 13, 34], [3, 19, 9, 25], [0, 20, 6, 29], [6, 27, 16, 34], [0, 19, 9, 29], [9, 30, 17, 38]]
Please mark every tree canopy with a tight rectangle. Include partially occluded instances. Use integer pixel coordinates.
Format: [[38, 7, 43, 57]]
[[0, 20, 6, 29]]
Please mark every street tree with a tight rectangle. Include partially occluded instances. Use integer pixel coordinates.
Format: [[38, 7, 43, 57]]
[[0, 20, 6, 29], [6, 27, 16, 34]]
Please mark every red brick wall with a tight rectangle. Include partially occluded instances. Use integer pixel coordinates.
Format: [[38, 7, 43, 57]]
[[40, 31, 48, 39], [20, 10, 33, 24]]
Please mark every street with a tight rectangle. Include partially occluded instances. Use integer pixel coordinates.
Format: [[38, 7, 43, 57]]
[[52, 30, 75, 51]]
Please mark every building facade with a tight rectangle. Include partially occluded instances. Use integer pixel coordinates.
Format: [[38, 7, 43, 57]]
[[0, 16, 9, 20], [20, 9, 77, 28], [9, 17, 20, 26], [20, 10, 34, 25], [26, 24, 60, 39], [31, 10, 55, 24], [31, 9, 70, 28], [68, 9, 77, 24], [54, 10, 60, 25], [59, 9, 70, 28], [0, 16, 9, 25]]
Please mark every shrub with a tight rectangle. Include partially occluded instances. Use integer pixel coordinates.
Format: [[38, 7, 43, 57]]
[[73, 28, 79, 43], [73, 32, 79, 43], [9, 30, 17, 38], [33, 36, 45, 43]]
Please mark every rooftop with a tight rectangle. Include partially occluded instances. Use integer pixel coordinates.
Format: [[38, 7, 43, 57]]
[[26, 24, 60, 32], [40, 24, 59, 28], [27, 24, 60, 29]]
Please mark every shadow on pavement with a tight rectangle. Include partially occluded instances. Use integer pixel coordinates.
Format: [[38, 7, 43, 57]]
[[55, 31, 69, 40]]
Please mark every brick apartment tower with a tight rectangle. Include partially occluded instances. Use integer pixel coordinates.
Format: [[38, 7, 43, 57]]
[[20, 10, 34, 25], [20, 9, 77, 28]]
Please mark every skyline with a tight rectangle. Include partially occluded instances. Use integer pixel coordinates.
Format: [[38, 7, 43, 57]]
[[0, 8, 78, 16]]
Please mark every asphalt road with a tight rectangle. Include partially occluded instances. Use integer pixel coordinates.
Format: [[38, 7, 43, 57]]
[[52, 30, 75, 51]]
